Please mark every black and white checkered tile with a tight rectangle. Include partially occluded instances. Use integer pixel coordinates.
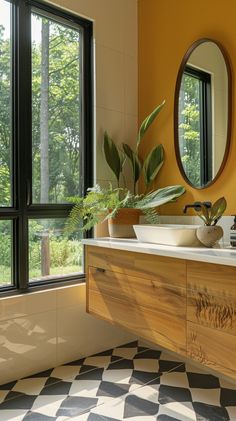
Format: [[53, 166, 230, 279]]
[[0, 341, 235, 420]]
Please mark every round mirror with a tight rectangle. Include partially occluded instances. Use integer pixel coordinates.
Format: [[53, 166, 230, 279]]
[[174, 39, 231, 189]]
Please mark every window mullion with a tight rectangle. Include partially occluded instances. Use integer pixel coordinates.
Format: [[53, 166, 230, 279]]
[[16, 0, 32, 290]]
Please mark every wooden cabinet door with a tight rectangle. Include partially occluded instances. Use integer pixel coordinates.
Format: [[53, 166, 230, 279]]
[[187, 261, 236, 334], [88, 267, 186, 319], [86, 247, 187, 355], [87, 246, 186, 288], [89, 288, 186, 355], [187, 322, 236, 380]]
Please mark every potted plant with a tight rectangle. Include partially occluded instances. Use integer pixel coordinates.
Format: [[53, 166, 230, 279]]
[[193, 197, 227, 247], [67, 101, 186, 237]]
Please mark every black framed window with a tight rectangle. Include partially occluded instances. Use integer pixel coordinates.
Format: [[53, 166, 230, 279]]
[[0, 0, 93, 293], [179, 65, 212, 187]]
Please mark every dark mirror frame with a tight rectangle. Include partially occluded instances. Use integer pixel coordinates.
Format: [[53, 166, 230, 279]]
[[174, 38, 232, 189]]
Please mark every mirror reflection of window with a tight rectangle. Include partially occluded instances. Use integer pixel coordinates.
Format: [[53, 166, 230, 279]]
[[179, 66, 212, 187], [176, 40, 230, 189]]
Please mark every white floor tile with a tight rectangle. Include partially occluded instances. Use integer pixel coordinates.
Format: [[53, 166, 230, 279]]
[[31, 395, 67, 417], [51, 365, 81, 381], [160, 372, 189, 388], [102, 369, 133, 384], [69, 380, 102, 397], [83, 356, 111, 368], [113, 347, 137, 360], [0, 410, 27, 421], [158, 402, 197, 421], [191, 387, 221, 406], [133, 359, 159, 373], [12, 378, 46, 395], [130, 384, 159, 403]]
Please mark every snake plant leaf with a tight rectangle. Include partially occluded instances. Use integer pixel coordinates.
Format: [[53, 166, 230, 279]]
[[210, 197, 227, 223], [122, 143, 142, 183], [143, 144, 164, 188], [137, 185, 185, 209], [118, 147, 126, 169], [103, 131, 121, 183], [137, 100, 165, 147]]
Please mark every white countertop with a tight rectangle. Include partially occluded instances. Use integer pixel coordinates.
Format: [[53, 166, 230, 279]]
[[82, 237, 236, 267]]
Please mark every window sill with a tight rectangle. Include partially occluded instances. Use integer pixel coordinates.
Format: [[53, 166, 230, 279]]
[[0, 277, 86, 299]]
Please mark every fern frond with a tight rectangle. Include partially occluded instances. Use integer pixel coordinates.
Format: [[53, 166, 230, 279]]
[[142, 208, 160, 224]]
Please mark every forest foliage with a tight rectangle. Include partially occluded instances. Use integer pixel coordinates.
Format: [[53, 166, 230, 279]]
[[0, 15, 84, 283]]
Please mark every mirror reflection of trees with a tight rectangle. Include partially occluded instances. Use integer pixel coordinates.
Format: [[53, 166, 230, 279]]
[[179, 73, 201, 187]]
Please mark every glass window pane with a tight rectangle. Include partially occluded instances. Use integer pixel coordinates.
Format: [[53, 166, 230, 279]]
[[0, 0, 12, 206], [32, 12, 82, 204], [29, 218, 83, 282], [179, 73, 201, 187], [0, 220, 13, 287]]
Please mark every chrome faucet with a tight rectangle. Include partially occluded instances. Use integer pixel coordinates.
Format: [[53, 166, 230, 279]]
[[183, 201, 212, 214]]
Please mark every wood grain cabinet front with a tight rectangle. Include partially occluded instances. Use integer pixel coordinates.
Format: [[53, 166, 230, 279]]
[[187, 322, 236, 380], [187, 261, 236, 334], [86, 246, 187, 355], [85, 246, 236, 380], [187, 261, 236, 380], [86, 246, 186, 288]]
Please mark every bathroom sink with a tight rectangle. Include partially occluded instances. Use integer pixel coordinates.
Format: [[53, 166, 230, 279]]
[[133, 224, 200, 247]]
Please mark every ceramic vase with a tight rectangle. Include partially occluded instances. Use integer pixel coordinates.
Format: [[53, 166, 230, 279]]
[[196, 225, 223, 247]]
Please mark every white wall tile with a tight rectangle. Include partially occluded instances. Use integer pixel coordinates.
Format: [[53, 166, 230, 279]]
[[0, 290, 56, 322], [0, 311, 57, 384], [57, 302, 136, 366], [124, 114, 138, 149], [96, 44, 125, 113], [124, 54, 138, 116], [47, 0, 137, 54], [122, 0, 138, 57], [57, 284, 85, 309]]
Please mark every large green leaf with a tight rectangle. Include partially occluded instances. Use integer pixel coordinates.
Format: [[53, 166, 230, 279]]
[[210, 197, 227, 223], [122, 143, 142, 183], [137, 100, 165, 146], [103, 131, 121, 183], [193, 203, 211, 225], [137, 185, 185, 209], [143, 144, 164, 188]]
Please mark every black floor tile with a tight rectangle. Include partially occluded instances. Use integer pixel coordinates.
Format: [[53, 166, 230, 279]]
[[97, 381, 130, 398], [0, 393, 37, 410], [193, 401, 230, 421], [57, 396, 98, 417], [187, 372, 220, 389], [124, 394, 159, 418]]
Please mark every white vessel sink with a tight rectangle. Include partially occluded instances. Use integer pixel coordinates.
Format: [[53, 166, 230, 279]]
[[133, 224, 200, 247]]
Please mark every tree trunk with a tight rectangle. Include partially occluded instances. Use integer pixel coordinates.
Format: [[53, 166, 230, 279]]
[[41, 231, 50, 276], [40, 19, 49, 204], [40, 20, 50, 276]]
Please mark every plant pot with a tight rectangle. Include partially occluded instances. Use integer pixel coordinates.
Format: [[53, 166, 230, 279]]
[[108, 208, 140, 238], [196, 225, 223, 248]]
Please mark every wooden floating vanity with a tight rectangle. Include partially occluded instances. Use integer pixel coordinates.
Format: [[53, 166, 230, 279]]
[[83, 239, 236, 381]]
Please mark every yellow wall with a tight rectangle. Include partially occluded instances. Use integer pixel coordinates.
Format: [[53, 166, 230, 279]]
[[138, 0, 236, 215]]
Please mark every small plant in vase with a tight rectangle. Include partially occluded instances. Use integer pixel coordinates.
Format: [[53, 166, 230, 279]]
[[67, 101, 186, 238], [193, 197, 227, 247]]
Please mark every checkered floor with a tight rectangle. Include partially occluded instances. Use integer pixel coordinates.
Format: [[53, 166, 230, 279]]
[[0, 341, 236, 420]]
